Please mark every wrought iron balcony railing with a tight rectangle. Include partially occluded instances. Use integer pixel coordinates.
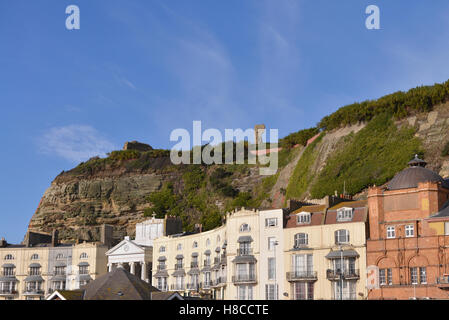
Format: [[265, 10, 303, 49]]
[[286, 271, 318, 281]]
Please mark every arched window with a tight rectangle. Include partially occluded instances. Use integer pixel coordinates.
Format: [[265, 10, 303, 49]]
[[240, 223, 250, 232], [294, 233, 308, 247], [335, 229, 350, 244], [177, 243, 183, 251], [56, 253, 65, 260], [159, 246, 166, 253], [192, 241, 198, 248], [206, 239, 210, 247], [31, 254, 39, 260], [4, 254, 14, 260], [80, 252, 88, 259]]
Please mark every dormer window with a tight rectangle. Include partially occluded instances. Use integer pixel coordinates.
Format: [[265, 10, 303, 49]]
[[337, 208, 354, 222], [31, 254, 39, 260], [297, 212, 311, 224], [240, 223, 250, 233], [4, 254, 14, 260]]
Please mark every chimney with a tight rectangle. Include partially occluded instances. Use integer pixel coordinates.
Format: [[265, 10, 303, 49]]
[[101, 224, 114, 249], [0, 237, 7, 248], [194, 224, 203, 234], [51, 230, 59, 247]]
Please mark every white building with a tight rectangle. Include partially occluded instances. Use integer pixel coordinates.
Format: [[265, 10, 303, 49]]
[[106, 215, 182, 283]]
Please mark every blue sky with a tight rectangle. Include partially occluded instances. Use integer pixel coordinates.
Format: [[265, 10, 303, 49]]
[[2, 0, 449, 243]]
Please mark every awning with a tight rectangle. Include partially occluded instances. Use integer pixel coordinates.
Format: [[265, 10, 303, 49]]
[[175, 254, 184, 259], [215, 247, 221, 253], [204, 250, 211, 255], [153, 270, 169, 278], [2, 264, 15, 268], [79, 274, 92, 281], [158, 256, 167, 262], [187, 269, 200, 275], [237, 236, 253, 243], [50, 275, 66, 281], [0, 276, 18, 282], [29, 263, 41, 268], [222, 241, 227, 249], [171, 269, 185, 277], [78, 262, 89, 266], [54, 262, 66, 267], [191, 252, 198, 257], [24, 275, 44, 282], [232, 255, 257, 264], [325, 249, 359, 259]]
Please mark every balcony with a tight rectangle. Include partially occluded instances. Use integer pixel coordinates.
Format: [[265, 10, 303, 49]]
[[237, 248, 253, 256], [200, 281, 213, 289], [190, 262, 199, 269], [286, 271, 318, 282], [186, 283, 200, 291], [232, 274, 257, 284], [174, 264, 184, 271], [23, 289, 45, 296], [157, 265, 167, 271], [0, 288, 17, 296], [220, 254, 227, 265], [203, 260, 211, 268], [170, 284, 185, 291], [326, 269, 360, 281], [211, 277, 227, 287]]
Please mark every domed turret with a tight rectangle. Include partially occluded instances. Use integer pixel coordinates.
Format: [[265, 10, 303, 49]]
[[387, 155, 448, 190]]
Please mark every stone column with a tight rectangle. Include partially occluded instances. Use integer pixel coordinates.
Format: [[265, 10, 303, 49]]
[[108, 263, 113, 272], [130, 262, 136, 275], [141, 262, 147, 282]]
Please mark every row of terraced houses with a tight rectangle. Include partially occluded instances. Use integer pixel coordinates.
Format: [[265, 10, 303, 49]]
[[2, 155, 449, 300]]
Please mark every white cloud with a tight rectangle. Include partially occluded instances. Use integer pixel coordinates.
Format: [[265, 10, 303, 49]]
[[38, 125, 116, 163]]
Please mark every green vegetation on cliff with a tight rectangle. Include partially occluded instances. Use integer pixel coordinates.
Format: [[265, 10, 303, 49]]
[[318, 80, 449, 131], [285, 133, 324, 200], [310, 114, 422, 198]]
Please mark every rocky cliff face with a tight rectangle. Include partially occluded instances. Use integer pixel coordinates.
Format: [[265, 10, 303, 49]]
[[27, 105, 449, 243]]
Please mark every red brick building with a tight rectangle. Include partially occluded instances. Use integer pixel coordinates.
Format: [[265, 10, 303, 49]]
[[367, 155, 449, 299]]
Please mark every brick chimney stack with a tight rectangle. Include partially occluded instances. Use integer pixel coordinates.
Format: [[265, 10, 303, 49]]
[[51, 230, 59, 247]]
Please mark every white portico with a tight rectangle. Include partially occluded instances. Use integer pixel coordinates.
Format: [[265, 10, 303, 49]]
[[106, 237, 153, 283]]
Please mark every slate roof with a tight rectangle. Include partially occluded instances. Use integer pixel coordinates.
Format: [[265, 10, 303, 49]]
[[81, 267, 159, 300], [429, 199, 449, 219], [53, 290, 85, 300]]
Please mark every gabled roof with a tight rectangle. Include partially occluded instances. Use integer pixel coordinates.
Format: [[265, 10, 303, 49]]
[[47, 290, 85, 300], [82, 267, 159, 300], [328, 200, 367, 210], [291, 205, 326, 214], [151, 291, 184, 300], [106, 238, 145, 256]]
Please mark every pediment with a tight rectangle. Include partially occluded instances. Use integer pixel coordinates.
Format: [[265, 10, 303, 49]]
[[106, 239, 145, 256]]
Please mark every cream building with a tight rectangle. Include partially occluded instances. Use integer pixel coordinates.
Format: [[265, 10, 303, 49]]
[[152, 208, 286, 300], [283, 201, 368, 300], [0, 230, 109, 300], [152, 199, 369, 300]]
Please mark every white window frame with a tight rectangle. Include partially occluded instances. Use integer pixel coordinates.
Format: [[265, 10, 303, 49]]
[[296, 212, 311, 225], [335, 229, 350, 244], [265, 218, 278, 228], [386, 226, 396, 239], [337, 207, 354, 222], [268, 258, 276, 280], [240, 223, 250, 233], [405, 225, 414, 238], [294, 233, 308, 247]]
